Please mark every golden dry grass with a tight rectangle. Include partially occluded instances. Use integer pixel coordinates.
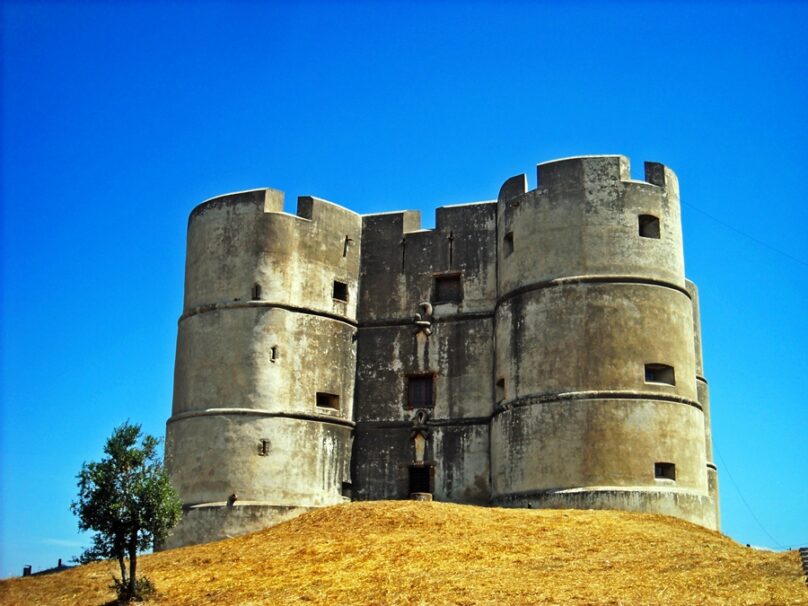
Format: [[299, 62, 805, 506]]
[[1, 501, 806, 605]]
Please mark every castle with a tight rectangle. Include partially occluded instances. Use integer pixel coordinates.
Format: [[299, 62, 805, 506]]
[[163, 155, 719, 549]]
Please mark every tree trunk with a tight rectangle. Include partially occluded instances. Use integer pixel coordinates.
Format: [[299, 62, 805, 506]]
[[118, 556, 127, 585], [128, 546, 137, 598]]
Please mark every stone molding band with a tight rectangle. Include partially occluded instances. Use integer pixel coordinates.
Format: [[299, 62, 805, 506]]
[[494, 390, 703, 417], [179, 301, 358, 327], [491, 486, 711, 502], [359, 311, 492, 329], [496, 275, 691, 308], [356, 391, 702, 430], [355, 415, 490, 430], [357, 275, 692, 329], [167, 408, 356, 429]]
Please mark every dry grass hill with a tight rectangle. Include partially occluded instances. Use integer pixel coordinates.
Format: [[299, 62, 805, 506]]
[[1, 501, 805, 605]]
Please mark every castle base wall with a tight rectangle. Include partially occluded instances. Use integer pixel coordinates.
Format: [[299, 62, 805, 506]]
[[492, 488, 718, 530], [160, 503, 321, 550]]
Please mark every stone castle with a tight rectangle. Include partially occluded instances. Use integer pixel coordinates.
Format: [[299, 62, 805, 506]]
[[163, 155, 719, 549]]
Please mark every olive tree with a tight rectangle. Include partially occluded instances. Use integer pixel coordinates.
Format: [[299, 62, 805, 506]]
[[71, 422, 182, 601]]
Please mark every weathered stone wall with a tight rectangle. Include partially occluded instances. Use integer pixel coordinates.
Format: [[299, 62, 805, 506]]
[[165, 189, 361, 549], [165, 155, 719, 550], [352, 203, 497, 504]]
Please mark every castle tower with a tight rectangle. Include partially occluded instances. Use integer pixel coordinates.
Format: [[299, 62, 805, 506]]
[[491, 156, 717, 529], [163, 189, 361, 548]]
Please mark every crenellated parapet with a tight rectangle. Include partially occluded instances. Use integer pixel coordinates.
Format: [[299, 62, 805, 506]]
[[184, 188, 361, 320], [497, 155, 685, 296], [359, 202, 497, 322]]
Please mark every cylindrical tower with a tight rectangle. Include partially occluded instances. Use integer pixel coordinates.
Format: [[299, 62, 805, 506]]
[[490, 156, 718, 529], [163, 188, 361, 549]]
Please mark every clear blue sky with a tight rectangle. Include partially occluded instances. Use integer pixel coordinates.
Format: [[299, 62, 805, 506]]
[[2, 0, 806, 578]]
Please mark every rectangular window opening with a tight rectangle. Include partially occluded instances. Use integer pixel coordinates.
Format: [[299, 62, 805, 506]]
[[251, 283, 262, 300], [655, 462, 676, 481], [258, 439, 270, 456], [341, 481, 352, 499], [407, 375, 434, 408], [639, 215, 661, 239], [333, 280, 349, 302], [270, 345, 278, 362], [409, 465, 432, 494], [645, 363, 676, 385], [432, 274, 463, 304], [503, 231, 514, 257], [316, 392, 340, 410]]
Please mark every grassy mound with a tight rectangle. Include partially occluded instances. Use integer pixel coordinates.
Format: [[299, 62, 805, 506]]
[[1, 501, 805, 605]]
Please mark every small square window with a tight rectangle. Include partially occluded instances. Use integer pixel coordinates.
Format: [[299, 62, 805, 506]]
[[655, 462, 676, 480], [432, 274, 463, 304], [645, 363, 675, 385], [639, 215, 661, 239], [503, 231, 514, 257], [407, 375, 434, 408], [316, 392, 340, 410], [333, 281, 349, 302]]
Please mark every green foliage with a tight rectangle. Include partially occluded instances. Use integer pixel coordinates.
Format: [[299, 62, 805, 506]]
[[71, 422, 182, 602]]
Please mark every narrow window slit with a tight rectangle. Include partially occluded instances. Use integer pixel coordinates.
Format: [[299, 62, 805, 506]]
[[251, 283, 262, 300], [655, 462, 676, 480], [645, 363, 675, 385], [496, 378, 506, 402], [401, 237, 407, 270], [316, 392, 340, 410], [503, 231, 514, 256]]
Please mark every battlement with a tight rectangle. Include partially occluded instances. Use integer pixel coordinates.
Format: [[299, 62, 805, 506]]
[[190, 188, 360, 227], [497, 156, 678, 203]]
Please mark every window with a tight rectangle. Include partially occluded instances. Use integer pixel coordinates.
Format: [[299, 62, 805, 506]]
[[341, 481, 352, 499], [409, 465, 432, 494], [333, 281, 349, 302], [251, 283, 262, 300], [258, 439, 270, 456], [432, 274, 463, 304], [270, 345, 278, 362], [645, 363, 675, 385], [655, 462, 676, 481], [316, 392, 340, 410], [496, 378, 506, 403], [503, 231, 514, 256], [639, 215, 661, 239], [408, 375, 434, 408]]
